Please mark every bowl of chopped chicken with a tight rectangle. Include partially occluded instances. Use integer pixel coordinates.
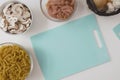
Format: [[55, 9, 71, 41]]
[[40, 0, 77, 22]]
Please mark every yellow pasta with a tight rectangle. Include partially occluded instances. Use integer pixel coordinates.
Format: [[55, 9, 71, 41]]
[[0, 44, 31, 80]]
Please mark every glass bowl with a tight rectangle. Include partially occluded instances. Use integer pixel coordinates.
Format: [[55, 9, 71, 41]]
[[0, 0, 33, 35], [0, 42, 33, 79], [40, 0, 78, 22]]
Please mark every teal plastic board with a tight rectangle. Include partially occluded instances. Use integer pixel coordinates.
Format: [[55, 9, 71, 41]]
[[113, 24, 120, 39], [31, 14, 110, 80]]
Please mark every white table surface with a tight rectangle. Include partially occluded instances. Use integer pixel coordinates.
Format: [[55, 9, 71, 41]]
[[0, 0, 120, 80]]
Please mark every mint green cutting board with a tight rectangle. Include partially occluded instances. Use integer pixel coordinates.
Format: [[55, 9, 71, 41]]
[[31, 14, 110, 80], [113, 24, 120, 40]]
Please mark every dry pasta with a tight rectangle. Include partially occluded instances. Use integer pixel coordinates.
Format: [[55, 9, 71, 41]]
[[0, 44, 31, 80]]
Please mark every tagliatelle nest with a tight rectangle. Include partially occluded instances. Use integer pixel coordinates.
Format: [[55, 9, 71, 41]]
[[0, 44, 31, 80]]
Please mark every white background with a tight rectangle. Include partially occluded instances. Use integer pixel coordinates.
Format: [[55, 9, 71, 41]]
[[0, 0, 120, 80]]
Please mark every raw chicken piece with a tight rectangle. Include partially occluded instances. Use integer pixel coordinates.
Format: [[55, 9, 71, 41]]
[[47, 0, 75, 20]]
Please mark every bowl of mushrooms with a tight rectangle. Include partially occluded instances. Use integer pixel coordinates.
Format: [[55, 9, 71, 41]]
[[87, 0, 120, 16], [0, 1, 32, 34]]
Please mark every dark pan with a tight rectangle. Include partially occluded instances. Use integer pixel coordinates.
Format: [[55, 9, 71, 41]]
[[86, 0, 120, 16]]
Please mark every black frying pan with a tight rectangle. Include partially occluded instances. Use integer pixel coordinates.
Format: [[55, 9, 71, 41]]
[[86, 0, 120, 16]]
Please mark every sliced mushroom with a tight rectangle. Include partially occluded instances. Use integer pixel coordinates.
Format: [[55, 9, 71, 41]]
[[107, 2, 115, 13], [18, 24, 27, 32], [0, 15, 5, 28], [22, 11, 31, 19], [6, 16, 18, 26], [22, 18, 31, 25], [9, 29, 19, 34], [112, 0, 120, 9], [3, 3, 14, 16], [11, 3, 23, 16], [7, 24, 19, 31]]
